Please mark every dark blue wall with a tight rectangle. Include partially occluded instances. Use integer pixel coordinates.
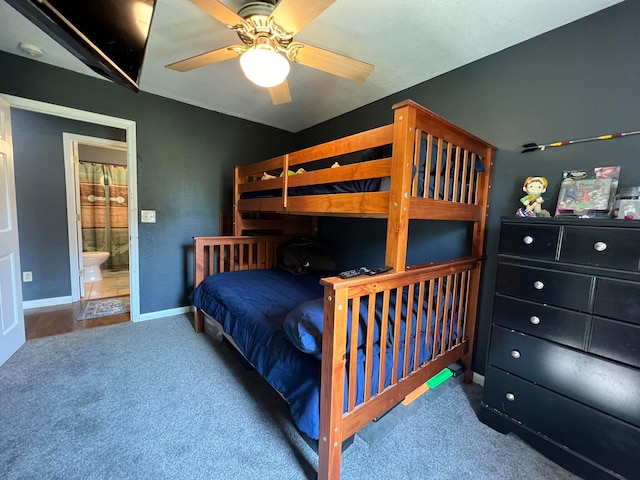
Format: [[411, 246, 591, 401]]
[[0, 51, 296, 313], [12, 110, 125, 300], [299, 1, 640, 373], [319, 218, 471, 271]]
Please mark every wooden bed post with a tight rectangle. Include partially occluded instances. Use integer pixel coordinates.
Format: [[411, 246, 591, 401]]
[[318, 284, 349, 480], [461, 146, 495, 381], [385, 102, 418, 271], [193, 237, 206, 333], [233, 166, 243, 236]]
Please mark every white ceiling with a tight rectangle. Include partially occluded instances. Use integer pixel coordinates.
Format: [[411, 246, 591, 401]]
[[0, 0, 622, 133]]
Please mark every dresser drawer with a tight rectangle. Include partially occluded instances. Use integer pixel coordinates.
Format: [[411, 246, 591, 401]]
[[590, 317, 640, 369], [483, 366, 640, 480], [560, 226, 640, 271], [489, 326, 640, 427], [496, 263, 593, 312], [492, 295, 588, 349], [593, 277, 640, 325], [499, 223, 559, 260]]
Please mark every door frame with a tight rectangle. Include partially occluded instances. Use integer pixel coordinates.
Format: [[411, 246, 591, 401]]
[[0, 93, 141, 322], [63, 133, 128, 301]]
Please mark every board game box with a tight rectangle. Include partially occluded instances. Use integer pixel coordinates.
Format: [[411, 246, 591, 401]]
[[555, 166, 620, 218]]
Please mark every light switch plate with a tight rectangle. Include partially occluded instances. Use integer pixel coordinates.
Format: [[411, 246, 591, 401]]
[[141, 210, 156, 223]]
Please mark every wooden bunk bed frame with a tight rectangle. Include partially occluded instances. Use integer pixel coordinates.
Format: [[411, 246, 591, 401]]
[[192, 100, 495, 479]]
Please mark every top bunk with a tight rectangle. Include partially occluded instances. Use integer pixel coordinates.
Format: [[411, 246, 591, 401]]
[[234, 100, 496, 225]]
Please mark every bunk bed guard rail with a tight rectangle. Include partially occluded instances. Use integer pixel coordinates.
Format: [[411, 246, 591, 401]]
[[318, 257, 478, 478]]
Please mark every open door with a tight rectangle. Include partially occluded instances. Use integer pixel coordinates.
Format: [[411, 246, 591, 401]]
[[0, 97, 25, 366]]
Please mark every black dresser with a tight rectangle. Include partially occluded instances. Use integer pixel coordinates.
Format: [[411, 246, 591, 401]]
[[479, 217, 640, 480]]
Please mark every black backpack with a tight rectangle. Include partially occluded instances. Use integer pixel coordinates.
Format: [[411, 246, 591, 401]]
[[277, 237, 336, 274]]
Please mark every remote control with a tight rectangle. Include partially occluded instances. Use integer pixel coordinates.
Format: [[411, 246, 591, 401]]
[[339, 267, 368, 279], [366, 266, 393, 275]]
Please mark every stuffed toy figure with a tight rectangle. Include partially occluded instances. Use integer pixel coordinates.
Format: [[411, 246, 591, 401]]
[[517, 176, 551, 217]]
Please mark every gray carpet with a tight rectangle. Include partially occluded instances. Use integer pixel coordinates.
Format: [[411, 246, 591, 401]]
[[0, 315, 581, 480]]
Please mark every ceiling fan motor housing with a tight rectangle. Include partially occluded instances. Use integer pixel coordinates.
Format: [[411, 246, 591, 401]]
[[235, 1, 293, 50], [238, 1, 275, 19]]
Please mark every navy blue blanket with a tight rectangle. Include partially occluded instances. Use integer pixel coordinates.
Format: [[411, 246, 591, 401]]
[[191, 269, 458, 439], [191, 270, 325, 438], [240, 178, 382, 199]]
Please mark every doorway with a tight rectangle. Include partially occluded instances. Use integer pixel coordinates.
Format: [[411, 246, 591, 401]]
[[1, 93, 140, 341], [63, 134, 130, 302]]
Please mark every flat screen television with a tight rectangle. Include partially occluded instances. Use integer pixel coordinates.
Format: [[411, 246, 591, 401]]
[[5, 0, 157, 92]]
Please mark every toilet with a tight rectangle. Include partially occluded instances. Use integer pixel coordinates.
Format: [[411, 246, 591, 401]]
[[82, 251, 110, 282]]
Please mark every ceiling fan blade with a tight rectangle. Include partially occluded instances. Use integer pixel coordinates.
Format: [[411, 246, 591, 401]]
[[292, 43, 374, 83], [165, 46, 241, 72], [189, 0, 245, 28], [268, 80, 292, 105], [271, 0, 335, 36]]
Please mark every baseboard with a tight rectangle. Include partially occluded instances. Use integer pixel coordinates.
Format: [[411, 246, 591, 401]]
[[138, 306, 191, 322], [472, 372, 485, 386], [24, 296, 74, 309]]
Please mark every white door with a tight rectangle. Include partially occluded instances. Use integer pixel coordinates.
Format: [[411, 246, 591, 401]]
[[0, 98, 25, 366]]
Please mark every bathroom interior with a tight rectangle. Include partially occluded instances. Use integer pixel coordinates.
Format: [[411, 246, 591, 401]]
[[78, 143, 130, 301]]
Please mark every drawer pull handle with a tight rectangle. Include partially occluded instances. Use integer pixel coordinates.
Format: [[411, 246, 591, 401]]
[[593, 241, 607, 252], [533, 281, 544, 290], [505, 392, 515, 401], [522, 235, 534, 245], [511, 350, 521, 359], [529, 315, 541, 325]]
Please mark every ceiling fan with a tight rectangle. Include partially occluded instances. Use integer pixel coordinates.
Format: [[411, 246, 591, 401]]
[[165, 0, 374, 105]]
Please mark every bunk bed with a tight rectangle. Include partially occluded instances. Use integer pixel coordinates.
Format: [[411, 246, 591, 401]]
[[190, 100, 495, 480]]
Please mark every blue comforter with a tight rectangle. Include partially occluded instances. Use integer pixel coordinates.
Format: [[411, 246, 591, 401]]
[[190, 269, 457, 439], [191, 270, 326, 438]]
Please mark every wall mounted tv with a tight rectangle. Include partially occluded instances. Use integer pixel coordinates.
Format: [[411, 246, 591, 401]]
[[6, 0, 157, 92]]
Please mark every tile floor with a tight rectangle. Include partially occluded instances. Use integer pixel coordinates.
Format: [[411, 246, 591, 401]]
[[83, 269, 130, 300]]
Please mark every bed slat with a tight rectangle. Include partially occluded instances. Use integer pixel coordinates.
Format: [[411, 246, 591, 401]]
[[413, 281, 426, 370], [363, 294, 376, 403], [348, 296, 360, 412], [378, 290, 390, 394]]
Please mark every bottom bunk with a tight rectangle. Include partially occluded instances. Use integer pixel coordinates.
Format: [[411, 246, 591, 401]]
[[190, 235, 481, 479]]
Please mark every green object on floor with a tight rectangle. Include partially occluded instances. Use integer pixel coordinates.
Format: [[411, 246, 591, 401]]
[[426, 368, 452, 389]]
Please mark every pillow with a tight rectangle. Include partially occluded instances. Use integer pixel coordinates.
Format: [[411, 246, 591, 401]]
[[283, 298, 325, 355], [283, 297, 382, 356]]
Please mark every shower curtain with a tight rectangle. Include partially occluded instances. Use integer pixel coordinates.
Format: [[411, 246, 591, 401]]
[[79, 162, 129, 270]]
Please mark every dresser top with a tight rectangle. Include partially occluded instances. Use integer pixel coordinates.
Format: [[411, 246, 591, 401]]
[[501, 216, 640, 229]]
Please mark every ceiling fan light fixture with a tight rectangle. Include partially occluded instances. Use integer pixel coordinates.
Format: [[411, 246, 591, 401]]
[[239, 46, 290, 88]]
